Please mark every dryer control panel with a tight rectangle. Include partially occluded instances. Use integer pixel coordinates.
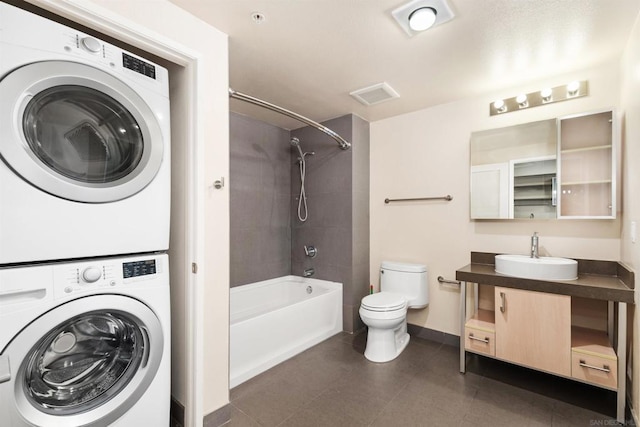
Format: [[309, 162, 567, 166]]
[[52, 255, 165, 299]]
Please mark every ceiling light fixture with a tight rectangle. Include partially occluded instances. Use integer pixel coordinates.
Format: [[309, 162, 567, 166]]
[[391, 0, 455, 37], [408, 7, 437, 31], [489, 80, 589, 116]]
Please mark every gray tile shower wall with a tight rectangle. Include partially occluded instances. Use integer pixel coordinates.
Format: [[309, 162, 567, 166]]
[[229, 113, 292, 287], [291, 114, 370, 333]]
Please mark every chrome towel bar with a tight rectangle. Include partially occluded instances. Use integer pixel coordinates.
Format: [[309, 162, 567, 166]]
[[384, 195, 453, 204], [437, 276, 461, 286]]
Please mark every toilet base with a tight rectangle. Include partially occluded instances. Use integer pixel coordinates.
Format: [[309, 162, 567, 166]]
[[363, 322, 410, 363]]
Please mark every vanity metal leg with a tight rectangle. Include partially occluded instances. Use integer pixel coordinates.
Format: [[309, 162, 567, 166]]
[[460, 281, 467, 373], [474, 282, 479, 313], [616, 302, 627, 424], [607, 301, 614, 346]]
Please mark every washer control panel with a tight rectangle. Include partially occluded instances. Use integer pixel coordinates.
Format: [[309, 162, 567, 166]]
[[53, 255, 163, 299]]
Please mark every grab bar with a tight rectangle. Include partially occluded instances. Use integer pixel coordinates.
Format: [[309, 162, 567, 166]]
[[385, 195, 453, 204], [437, 276, 461, 286], [228, 88, 351, 150]]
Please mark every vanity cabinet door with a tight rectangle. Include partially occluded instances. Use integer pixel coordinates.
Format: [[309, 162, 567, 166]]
[[558, 110, 615, 218], [495, 287, 571, 376]]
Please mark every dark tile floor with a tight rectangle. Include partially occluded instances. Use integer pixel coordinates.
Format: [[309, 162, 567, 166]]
[[228, 331, 628, 426]]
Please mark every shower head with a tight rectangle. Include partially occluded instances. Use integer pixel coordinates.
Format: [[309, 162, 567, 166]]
[[290, 137, 304, 159]]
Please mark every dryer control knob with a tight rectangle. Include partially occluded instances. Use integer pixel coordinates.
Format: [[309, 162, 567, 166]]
[[81, 37, 102, 53], [82, 267, 102, 283]]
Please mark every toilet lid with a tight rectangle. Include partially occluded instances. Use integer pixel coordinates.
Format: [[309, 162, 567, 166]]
[[361, 292, 407, 312]]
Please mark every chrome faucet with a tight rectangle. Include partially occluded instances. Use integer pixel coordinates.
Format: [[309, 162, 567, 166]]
[[303, 268, 315, 277], [531, 232, 539, 258]]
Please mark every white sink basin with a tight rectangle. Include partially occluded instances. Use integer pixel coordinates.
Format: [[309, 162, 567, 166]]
[[495, 254, 578, 281]]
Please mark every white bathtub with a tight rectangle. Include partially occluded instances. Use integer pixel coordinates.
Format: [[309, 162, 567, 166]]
[[230, 275, 343, 388]]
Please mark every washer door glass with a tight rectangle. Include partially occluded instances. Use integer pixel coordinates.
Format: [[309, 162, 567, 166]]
[[0, 61, 165, 203], [23, 85, 144, 184], [22, 311, 145, 415]]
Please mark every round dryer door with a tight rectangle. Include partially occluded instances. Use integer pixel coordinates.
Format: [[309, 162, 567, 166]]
[[0, 295, 164, 426], [0, 61, 164, 203]]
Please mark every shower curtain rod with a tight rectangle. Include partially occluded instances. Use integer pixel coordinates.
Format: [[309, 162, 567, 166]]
[[228, 88, 351, 150]]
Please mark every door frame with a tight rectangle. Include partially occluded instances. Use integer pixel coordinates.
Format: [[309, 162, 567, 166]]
[[24, 1, 207, 425]]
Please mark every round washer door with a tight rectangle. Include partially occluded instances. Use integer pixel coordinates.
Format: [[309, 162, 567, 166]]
[[0, 295, 164, 427], [0, 60, 164, 203]]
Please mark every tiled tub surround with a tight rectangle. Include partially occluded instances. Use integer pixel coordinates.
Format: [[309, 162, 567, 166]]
[[229, 276, 342, 388], [457, 252, 634, 423], [230, 113, 292, 287], [291, 115, 370, 333], [230, 113, 370, 333]]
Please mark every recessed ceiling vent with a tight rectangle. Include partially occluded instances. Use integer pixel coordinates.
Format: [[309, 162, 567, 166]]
[[349, 82, 400, 106]]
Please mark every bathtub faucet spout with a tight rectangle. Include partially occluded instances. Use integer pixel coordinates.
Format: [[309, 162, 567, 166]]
[[303, 268, 315, 277]]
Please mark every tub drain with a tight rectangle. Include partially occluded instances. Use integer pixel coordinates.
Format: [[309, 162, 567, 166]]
[[306, 286, 313, 294]]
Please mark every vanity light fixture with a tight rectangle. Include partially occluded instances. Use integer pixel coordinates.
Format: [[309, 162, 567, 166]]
[[391, 0, 455, 37], [490, 80, 589, 116]]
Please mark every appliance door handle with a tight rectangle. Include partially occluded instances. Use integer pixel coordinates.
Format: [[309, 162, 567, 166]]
[[141, 326, 151, 368], [0, 288, 47, 305]]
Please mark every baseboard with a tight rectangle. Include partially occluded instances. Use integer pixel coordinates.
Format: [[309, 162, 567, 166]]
[[204, 403, 232, 427], [407, 324, 460, 348], [170, 397, 185, 427]]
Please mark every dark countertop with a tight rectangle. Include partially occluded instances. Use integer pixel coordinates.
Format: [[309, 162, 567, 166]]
[[456, 252, 635, 304]]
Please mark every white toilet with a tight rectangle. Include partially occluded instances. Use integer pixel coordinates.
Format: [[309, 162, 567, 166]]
[[359, 261, 428, 363]]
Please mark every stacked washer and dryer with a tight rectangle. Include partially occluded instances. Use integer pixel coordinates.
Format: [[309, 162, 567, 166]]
[[0, 3, 171, 426]]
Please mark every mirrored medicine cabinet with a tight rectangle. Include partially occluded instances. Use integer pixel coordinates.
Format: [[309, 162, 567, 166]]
[[470, 109, 616, 220]]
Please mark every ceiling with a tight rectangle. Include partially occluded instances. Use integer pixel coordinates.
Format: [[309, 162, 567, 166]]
[[169, 0, 640, 130]]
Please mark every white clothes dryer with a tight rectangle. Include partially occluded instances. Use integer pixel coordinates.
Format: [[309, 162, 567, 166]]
[[0, 3, 171, 264], [0, 253, 170, 426]]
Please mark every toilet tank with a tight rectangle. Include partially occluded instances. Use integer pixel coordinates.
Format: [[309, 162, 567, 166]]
[[380, 261, 428, 308]]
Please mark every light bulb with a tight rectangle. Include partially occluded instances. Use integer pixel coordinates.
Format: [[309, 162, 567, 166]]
[[493, 99, 506, 113], [516, 94, 528, 108], [408, 7, 437, 31], [540, 88, 553, 102], [567, 81, 580, 96]]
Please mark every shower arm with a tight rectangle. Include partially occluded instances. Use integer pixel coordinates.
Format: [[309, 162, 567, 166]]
[[228, 88, 351, 150]]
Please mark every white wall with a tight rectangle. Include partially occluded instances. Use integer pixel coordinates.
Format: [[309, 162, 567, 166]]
[[370, 61, 621, 336], [620, 11, 640, 421], [27, 0, 230, 424]]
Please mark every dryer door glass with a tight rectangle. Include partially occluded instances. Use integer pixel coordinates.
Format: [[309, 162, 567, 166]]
[[22, 311, 146, 415], [22, 85, 144, 184]]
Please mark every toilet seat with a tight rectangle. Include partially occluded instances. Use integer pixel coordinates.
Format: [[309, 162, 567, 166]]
[[361, 292, 407, 312]]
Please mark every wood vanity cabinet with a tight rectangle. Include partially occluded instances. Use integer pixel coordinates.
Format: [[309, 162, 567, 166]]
[[494, 287, 571, 376], [558, 110, 615, 218], [463, 286, 618, 388], [458, 257, 632, 423]]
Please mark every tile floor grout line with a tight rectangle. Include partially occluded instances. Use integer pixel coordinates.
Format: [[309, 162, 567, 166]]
[[230, 402, 262, 426]]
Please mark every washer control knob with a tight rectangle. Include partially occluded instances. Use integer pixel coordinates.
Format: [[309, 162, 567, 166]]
[[81, 36, 101, 53], [82, 266, 102, 283]]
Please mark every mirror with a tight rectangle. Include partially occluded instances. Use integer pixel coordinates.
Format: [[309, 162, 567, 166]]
[[470, 119, 557, 219]]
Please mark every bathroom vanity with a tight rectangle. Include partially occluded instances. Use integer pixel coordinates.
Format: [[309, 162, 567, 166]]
[[457, 252, 634, 423]]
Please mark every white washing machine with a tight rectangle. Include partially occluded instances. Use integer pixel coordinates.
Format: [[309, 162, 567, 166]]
[[0, 253, 170, 426], [0, 3, 171, 264]]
